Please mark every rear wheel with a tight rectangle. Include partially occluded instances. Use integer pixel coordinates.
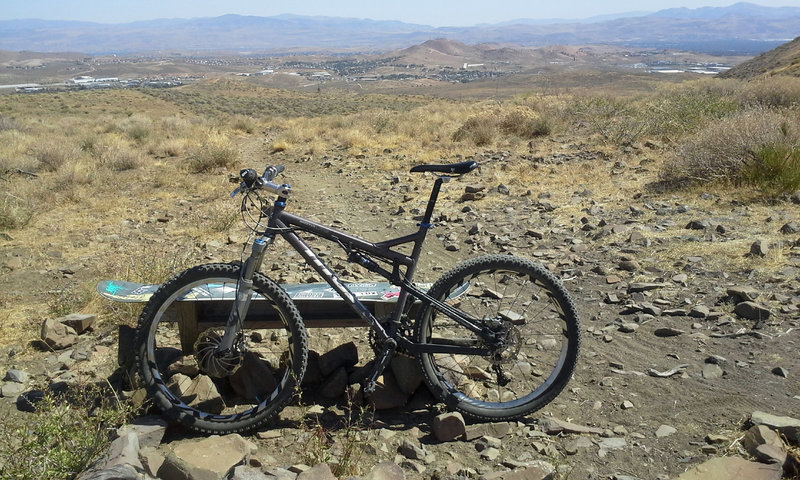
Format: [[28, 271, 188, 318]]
[[135, 263, 307, 434], [416, 255, 579, 421]]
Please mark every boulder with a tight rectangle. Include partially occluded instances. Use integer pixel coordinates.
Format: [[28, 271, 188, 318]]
[[41, 318, 78, 350]]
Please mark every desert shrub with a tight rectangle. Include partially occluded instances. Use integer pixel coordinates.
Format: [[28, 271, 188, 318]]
[[452, 115, 496, 146], [100, 145, 143, 172], [648, 83, 740, 137], [187, 134, 240, 173], [567, 95, 649, 146], [0, 383, 133, 480], [118, 115, 152, 144], [0, 189, 35, 230], [0, 115, 20, 132], [737, 76, 800, 109], [230, 115, 256, 134], [660, 109, 799, 191], [498, 107, 552, 138], [31, 140, 81, 172], [151, 138, 186, 157]]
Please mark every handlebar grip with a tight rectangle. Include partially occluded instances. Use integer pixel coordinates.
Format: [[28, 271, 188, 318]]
[[263, 164, 285, 182]]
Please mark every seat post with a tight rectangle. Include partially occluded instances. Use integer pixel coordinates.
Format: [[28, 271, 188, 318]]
[[420, 176, 446, 228]]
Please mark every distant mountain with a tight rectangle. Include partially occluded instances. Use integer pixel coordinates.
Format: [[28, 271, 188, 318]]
[[651, 1, 800, 19], [1, 3, 798, 55], [718, 36, 800, 78]]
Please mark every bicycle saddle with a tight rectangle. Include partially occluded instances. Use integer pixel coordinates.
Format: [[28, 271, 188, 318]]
[[410, 160, 478, 175]]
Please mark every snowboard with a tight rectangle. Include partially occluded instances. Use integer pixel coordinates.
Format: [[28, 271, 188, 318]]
[[97, 279, 433, 304]]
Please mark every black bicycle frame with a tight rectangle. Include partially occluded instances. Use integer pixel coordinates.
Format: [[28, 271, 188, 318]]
[[264, 177, 493, 356]]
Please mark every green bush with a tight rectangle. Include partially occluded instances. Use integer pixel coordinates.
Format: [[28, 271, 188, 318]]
[[0, 384, 133, 480], [648, 85, 739, 137], [742, 142, 800, 194]]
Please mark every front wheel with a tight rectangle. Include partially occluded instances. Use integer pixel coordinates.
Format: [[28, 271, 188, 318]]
[[415, 255, 580, 421], [135, 263, 307, 434]]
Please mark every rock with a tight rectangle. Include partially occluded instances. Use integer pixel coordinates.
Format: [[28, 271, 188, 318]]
[[621, 400, 634, 410], [363, 461, 405, 480], [296, 463, 336, 480], [398, 438, 427, 460], [103, 430, 142, 471], [743, 425, 787, 464], [675, 456, 782, 480], [748, 240, 770, 257], [655, 425, 677, 438], [318, 342, 358, 377], [628, 282, 668, 293], [0, 382, 26, 397], [654, 327, 684, 337], [686, 220, 711, 230], [598, 437, 627, 452], [370, 371, 409, 410], [319, 366, 348, 398], [618, 260, 639, 272], [433, 412, 466, 442], [689, 305, 710, 318], [480, 447, 500, 461], [168, 374, 224, 413], [702, 364, 724, 379], [121, 415, 168, 449], [475, 435, 502, 452], [734, 301, 771, 322], [232, 465, 271, 479], [229, 352, 277, 400], [750, 411, 800, 444], [140, 447, 166, 478], [4, 369, 29, 383], [76, 463, 141, 480], [727, 286, 761, 302], [780, 222, 800, 234], [771, 367, 788, 378], [390, 354, 424, 395], [41, 318, 78, 350], [490, 463, 554, 480], [538, 416, 603, 435], [464, 422, 514, 440], [58, 313, 96, 334], [162, 434, 253, 480]]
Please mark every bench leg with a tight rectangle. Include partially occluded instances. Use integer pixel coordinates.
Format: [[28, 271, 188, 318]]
[[176, 302, 199, 354]]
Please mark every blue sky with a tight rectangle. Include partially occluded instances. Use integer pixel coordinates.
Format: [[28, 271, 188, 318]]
[[1, 0, 798, 26]]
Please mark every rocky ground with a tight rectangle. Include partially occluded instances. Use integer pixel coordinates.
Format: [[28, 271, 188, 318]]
[[1, 139, 799, 480]]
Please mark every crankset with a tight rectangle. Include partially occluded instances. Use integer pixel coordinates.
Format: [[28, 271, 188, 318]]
[[194, 329, 245, 378]]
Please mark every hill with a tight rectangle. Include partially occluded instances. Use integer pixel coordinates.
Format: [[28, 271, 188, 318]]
[[719, 35, 800, 79], [1, 3, 799, 55]]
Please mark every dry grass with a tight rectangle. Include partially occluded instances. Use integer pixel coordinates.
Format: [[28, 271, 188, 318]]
[[1, 74, 799, 350]]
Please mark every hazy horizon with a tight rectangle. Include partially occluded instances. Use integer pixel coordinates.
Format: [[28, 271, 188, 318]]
[[2, 0, 799, 27]]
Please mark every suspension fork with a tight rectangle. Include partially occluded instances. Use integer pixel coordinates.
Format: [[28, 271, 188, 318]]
[[215, 234, 273, 352]]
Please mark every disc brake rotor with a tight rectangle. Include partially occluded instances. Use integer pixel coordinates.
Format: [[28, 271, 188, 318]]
[[194, 329, 245, 378]]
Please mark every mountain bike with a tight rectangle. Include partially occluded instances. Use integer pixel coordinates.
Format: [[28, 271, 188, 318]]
[[134, 160, 580, 434]]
